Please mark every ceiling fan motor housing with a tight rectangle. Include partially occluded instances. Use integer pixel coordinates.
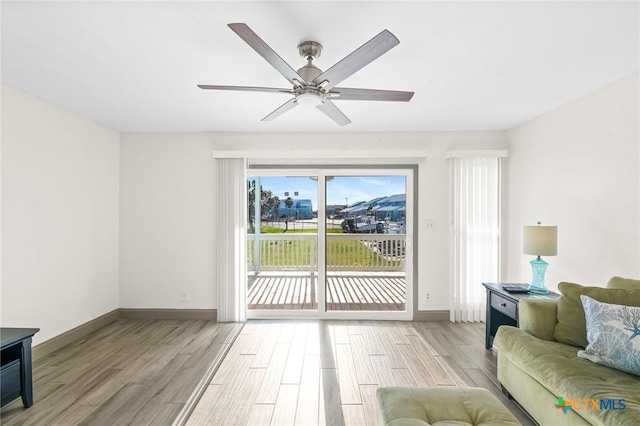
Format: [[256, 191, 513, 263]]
[[297, 64, 323, 85], [297, 41, 324, 85]]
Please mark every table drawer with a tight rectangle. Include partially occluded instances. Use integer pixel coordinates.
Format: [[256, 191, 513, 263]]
[[1, 359, 21, 406], [490, 293, 517, 318]]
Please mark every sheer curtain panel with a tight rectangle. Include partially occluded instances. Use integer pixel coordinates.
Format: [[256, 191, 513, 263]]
[[450, 157, 501, 323], [215, 158, 247, 322]]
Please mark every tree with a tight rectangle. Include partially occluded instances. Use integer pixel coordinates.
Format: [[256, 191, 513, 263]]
[[263, 197, 273, 227], [260, 189, 273, 228], [284, 196, 293, 232], [272, 195, 280, 227], [247, 179, 256, 233]]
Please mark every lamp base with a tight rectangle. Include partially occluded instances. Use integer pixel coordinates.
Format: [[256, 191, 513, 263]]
[[528, 256, 549, 294]]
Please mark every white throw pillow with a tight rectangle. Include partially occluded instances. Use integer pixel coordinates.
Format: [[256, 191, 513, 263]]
[[577, 295, 640, 376]]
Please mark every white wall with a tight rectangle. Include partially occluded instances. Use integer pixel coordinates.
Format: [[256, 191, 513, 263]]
[[7, 71, 637, 341], [119, 132, 507, 311], [505, 73, 640, 290], [119, 134, 217, 309], [4, 71, 638, 343], [1, 85, 120, 345]]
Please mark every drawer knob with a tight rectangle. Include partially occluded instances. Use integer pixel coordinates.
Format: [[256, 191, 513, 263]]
[[499, 303, 507, 307]]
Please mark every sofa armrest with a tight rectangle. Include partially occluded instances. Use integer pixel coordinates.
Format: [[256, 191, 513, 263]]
[[519, 298, 558, 341]]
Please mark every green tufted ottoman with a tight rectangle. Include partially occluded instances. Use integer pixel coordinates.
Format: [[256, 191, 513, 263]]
[[376, 387, 521, 426]]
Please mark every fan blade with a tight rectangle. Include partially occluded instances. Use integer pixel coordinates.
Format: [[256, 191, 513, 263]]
[[313, 30, 399, 91], [262, 98, 298, 121], [228, 23, 306, 86], [328, 87, 414, 102], [198, 85, 293, 94], [316, 100, 351, 126]]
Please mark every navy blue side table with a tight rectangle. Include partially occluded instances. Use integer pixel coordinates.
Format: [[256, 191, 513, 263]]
[[1, 328, 39, 408], [481, 283, 559, 349]]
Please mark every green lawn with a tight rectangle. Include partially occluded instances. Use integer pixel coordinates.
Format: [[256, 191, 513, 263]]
[[247, 230, 401, 268]]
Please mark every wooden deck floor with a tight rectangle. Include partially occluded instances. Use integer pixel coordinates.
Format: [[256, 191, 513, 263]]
[[247, 272, 406, 311]]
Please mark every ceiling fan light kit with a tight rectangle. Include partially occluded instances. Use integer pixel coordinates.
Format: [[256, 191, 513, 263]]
[[198, 23, 414, 126], [295, 89, 324, 107]]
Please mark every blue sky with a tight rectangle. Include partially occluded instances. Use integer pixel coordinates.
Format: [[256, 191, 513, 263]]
[[251, 175, 406, 208]]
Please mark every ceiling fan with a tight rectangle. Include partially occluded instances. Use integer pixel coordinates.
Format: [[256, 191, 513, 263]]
[[198, 23, 414, 126]]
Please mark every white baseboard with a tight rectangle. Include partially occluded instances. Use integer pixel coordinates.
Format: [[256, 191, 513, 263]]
[[413, 310, 450, 321], [119, 308, 217, 321]]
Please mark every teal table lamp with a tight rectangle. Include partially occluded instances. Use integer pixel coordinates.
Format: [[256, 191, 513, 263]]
[[523, 222, 557, 294]]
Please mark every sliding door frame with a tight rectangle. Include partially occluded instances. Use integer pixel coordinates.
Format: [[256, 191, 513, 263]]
[[246, 169, 321, 319], [247, 166, 414, 321], [320, 168, 413, 321]]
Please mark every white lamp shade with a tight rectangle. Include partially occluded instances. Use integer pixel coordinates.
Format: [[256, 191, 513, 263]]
[[523, 225, 557, 256]]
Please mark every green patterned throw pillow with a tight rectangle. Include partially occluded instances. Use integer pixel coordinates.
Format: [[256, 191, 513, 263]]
[[578, 295, 640, 376]]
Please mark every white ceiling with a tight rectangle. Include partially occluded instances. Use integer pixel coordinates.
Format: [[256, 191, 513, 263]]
[[2, 1, 638, 133]]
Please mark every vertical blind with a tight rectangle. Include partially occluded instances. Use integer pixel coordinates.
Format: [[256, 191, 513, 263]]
[[215, 158, 248, 322], [450, 157, 501, 323]]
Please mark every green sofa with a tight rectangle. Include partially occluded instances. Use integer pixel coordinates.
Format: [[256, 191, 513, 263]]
[[494, 277, 640, 425]]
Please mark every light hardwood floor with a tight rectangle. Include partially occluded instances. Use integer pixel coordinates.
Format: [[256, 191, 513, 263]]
[[0, 319, 243, 426], [1, 319, 534, 426], [186, 320, 535, 426]]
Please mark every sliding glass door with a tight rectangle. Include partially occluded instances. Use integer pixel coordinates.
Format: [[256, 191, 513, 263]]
[[324, 175, 408, 315], [247, 168, 413, 320], [246, 174, 319, 314]]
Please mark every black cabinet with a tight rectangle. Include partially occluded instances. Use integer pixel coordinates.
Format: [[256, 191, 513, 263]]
[[482, 283, 558, 349], [1, 328, 39, 408]]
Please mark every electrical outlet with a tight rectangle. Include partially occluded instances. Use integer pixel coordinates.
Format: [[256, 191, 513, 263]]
[[425, 292, 431, 301], [181, 290, 189, 302], [424, 220, 435, 231]]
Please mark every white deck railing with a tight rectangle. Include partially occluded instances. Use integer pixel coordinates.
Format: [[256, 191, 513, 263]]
[[247, 233, 405, 272]]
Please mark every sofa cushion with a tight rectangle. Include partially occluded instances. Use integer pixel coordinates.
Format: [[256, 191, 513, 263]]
[[553, 282, 640, 348], [495, 326, 640, 425], [519, 298, 558, 341], [376, 387, 521, 426], [607, 276, 640, 290], [578, 295, 640, 376]]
